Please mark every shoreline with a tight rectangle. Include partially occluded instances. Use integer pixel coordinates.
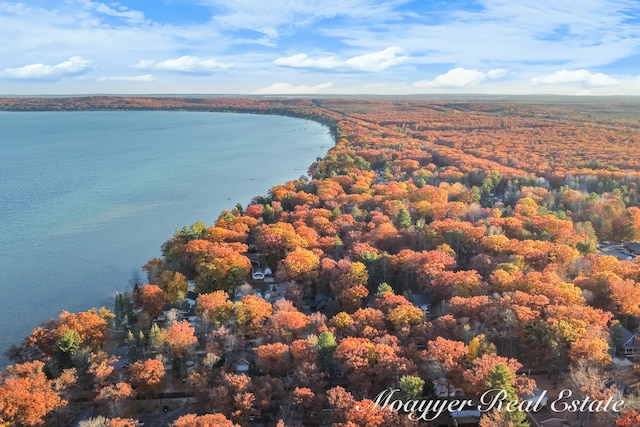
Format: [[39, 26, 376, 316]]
[[0, 107, 337, 367]]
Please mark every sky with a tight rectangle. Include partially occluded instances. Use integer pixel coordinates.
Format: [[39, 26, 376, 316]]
[[1, 0, 640, 95]]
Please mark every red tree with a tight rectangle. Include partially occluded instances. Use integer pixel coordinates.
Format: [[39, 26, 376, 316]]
[[137, 284, 166, 318], [129, 358, 165, 395], [172, 413, 240, 427], [0, 361, 74, 426], [161, 321, 198, 363]]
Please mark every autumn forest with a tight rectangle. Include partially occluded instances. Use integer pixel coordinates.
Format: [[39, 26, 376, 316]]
[[1, 96, 640, 427]]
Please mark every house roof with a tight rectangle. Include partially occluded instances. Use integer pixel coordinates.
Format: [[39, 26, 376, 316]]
[[620, 327, 637, 346], [612, 357, 634, 366]]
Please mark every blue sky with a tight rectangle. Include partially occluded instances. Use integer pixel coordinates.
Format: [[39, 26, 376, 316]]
[[1, 0, 639, 95]]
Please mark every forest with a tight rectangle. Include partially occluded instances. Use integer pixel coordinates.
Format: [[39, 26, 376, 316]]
[[1, 96, 640, 427]]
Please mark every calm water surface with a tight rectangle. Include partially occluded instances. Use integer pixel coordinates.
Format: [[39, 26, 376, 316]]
[[0, 111, 332, 365]]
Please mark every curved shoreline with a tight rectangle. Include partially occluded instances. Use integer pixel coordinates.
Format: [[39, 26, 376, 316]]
[[0, 107, 336, 367]]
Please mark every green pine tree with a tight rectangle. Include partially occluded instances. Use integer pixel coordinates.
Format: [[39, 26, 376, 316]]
[[399, 375, 425, 400], [394, 207, 412, 229], [487, 364, 530, 427]]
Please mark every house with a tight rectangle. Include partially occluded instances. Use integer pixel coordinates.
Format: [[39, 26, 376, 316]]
[[410, 293, 431, 314], [235, 358, 250, 374], [618, 327, 640, 357]]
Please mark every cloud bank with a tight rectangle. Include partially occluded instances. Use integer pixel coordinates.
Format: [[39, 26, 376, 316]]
[[275, 47, 409, 72], [414, 68, 508, 88], [1, 56, 91, 81], [531, 69, 619, 87], [135, 56, 234, 73], [254, 82, 334, 94], [97, 74, 155, 83]]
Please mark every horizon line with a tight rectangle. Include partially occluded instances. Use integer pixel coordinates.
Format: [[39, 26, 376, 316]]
[[2, 93, 640, 99]]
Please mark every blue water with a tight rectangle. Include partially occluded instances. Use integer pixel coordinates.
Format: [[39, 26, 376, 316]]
[[0, 111, 332, 364]]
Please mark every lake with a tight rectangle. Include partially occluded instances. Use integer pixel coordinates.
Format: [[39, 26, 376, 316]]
[[0, 110, 332, 365]]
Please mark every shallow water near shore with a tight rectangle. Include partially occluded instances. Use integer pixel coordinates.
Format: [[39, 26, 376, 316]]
[[0, 110, 332, 366]]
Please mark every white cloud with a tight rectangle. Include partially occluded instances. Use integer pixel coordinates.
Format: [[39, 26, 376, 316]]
[[254, 82, 334, 95], [135, 56, 235, 73], [274, 47, 408, 72], [90, 1, 147, 24], [344, 47, 409, 72], [486, 69, 508, 79], [97, 74, 155, 82], [203, 0, 407, 39], [1, 56, 91, 80], [414, 67, 507, 88], [531, 69, 619, 86]]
